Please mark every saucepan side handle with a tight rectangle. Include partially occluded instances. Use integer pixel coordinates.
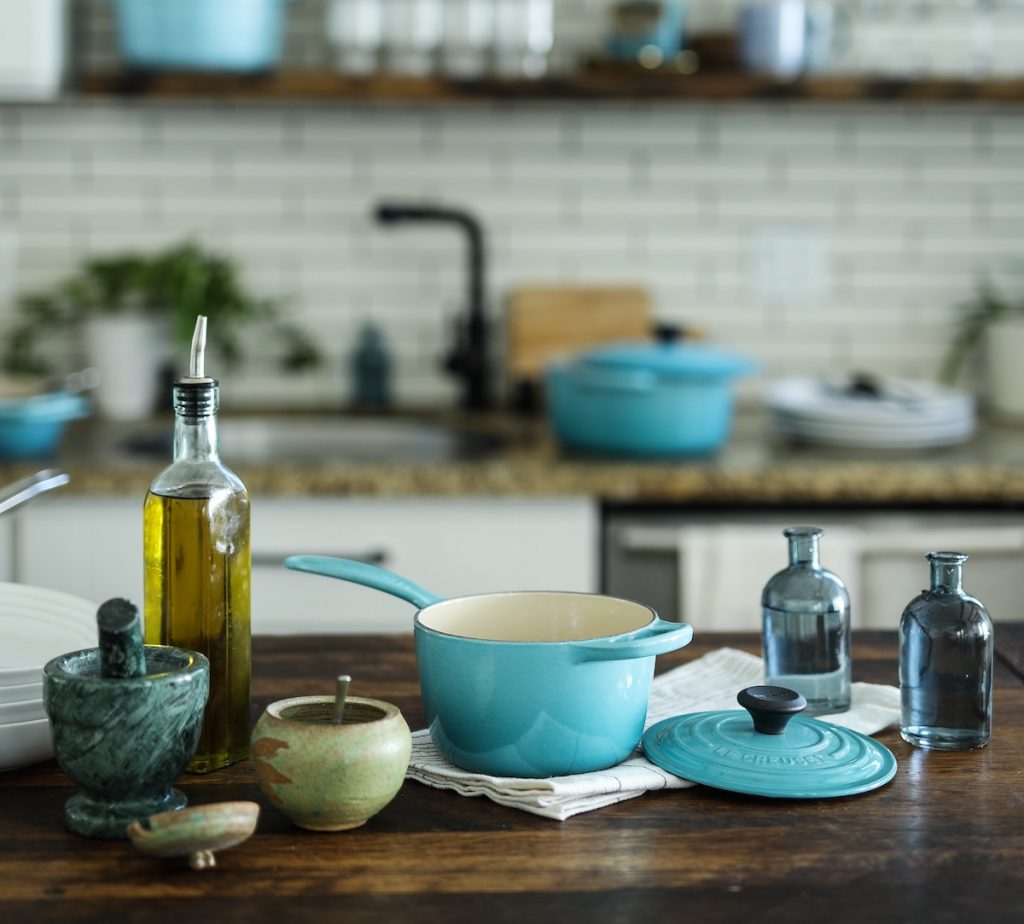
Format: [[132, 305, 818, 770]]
[[284, 555, 444, 609], [572, 619, 693, 663]]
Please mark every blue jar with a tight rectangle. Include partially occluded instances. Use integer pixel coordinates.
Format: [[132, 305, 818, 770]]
[[899, 551, 993, 750]]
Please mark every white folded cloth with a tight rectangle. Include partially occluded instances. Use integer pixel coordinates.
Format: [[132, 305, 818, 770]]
[[405, 647, 901, 821]]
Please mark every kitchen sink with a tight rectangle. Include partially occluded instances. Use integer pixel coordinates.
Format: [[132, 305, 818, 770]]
[[117, 415, 508, 464]]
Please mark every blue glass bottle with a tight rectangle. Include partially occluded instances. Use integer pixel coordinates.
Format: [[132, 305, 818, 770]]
[[899, 551, 993, 750], [762, 527, 851, 715]]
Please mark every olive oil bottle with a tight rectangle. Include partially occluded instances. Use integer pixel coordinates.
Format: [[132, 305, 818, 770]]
[[143, 316, 251, 773]]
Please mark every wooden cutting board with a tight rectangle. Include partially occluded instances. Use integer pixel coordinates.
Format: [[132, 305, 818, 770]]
[[505, 285, 652, 383]]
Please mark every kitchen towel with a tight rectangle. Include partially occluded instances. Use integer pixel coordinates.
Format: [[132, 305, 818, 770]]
[[405, 647, 901, 821]]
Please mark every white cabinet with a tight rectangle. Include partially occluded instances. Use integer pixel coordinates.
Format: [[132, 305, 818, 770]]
[[14, 495, 598, 634], [0, 515, 14, 582], [251, 497, 597, 633], [606, 511, 1024, 632], [15, 496, 143, 606]]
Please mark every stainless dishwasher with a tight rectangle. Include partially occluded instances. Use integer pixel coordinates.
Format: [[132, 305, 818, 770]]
[[602, 506, 1024, 632]]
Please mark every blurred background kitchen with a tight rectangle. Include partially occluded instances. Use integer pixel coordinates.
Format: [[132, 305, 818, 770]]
[[2, 0, 1023, 408], [1, 0, 1023, 636]]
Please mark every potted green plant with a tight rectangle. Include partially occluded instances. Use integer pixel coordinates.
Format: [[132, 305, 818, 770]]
[[4, 242, 321, 420], [941, 279, 1024, 422]]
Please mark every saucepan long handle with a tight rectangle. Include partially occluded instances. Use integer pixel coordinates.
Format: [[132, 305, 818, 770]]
[[572, 619, 693, 663], [284, 555, 444, 609]]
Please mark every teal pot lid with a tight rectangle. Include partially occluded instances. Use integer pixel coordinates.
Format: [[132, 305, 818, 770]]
[[642, 686, 897, 799], [578, 341, 757, 382]]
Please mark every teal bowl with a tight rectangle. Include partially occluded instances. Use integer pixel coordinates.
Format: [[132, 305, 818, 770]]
[[413, 592, 693, 778], [113, 0, 290, 72], [0, 392, 90, 459]]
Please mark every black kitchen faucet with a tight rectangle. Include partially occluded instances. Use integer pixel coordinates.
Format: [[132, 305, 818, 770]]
[[373, 202, 493, 411]]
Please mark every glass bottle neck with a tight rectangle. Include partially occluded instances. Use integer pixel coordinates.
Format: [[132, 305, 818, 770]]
[[174, 414, 219, 462], [929, 559, 964, 593], [787, 534, 820, 567]]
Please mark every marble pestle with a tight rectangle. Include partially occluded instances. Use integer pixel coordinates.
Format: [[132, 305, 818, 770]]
[[97, 598, 147, 679]]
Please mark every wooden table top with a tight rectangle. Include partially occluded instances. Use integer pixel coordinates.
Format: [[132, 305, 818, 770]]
[[2, 629, 1023, 924]]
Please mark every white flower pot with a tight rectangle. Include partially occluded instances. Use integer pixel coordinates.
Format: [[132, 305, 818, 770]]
[[983, 318, 1024, 422], [81, 315, 166, 421]]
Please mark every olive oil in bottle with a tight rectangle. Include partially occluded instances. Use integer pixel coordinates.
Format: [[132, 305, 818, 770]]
[[143, 316, 251, 773]]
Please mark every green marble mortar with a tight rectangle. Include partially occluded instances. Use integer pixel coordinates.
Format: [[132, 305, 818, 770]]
[[43, 599, 210, 838]]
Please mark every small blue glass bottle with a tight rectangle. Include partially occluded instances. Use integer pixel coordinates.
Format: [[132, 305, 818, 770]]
[[350, 323, 392, 409], [762, 527, 851, 715], [899, 551, 993, 750]]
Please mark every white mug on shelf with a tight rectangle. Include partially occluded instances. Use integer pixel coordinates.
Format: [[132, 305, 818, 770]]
[[382, 0, 443, 76], [441, 0, 494, 78], [326, 0, 383, 77], [492, 0, 554, 79], [739, 0, 845, 77]]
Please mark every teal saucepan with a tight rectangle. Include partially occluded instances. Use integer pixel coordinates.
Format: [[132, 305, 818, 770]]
[[284, 556, 694, 778]]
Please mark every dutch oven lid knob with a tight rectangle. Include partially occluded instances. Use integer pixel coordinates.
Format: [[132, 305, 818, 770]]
[[737, 685, 807, 735], [653, 322, 683, 344]]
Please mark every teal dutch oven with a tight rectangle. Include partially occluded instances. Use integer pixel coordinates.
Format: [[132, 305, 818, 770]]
[[546, 340, 756, 457], [285, 556, 693, 778]]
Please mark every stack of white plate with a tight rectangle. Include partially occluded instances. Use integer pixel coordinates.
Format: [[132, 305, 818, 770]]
[[763, 376, 976, 449], [0, 584, 97, 771]]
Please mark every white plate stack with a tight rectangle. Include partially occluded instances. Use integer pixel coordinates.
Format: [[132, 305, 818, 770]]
[[0, 584, 97, 771], [763, 376, 977, 449]]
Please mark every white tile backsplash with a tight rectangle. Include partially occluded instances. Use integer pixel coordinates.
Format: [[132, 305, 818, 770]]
[[0, 2, 1022, 407]]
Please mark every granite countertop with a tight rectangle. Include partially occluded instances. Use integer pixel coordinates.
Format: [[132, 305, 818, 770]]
[[5, 408, 1024, 507]]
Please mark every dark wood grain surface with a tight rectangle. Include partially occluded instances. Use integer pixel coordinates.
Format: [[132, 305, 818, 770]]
[[2, 629, 1022, 924]]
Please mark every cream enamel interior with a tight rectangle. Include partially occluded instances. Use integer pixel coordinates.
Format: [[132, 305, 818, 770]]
[[415, 592, 655, 642]]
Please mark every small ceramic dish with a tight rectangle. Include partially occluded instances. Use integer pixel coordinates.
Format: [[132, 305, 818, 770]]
[[127, 801, 260, 870], [252, 695, 411, 831]]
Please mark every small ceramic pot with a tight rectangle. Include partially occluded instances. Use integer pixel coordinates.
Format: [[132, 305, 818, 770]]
[[43, 645, 209, 838], [251, 695, 411, 832]]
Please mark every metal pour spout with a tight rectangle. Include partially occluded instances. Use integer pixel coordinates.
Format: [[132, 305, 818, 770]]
[[182, 315, 213, 383], [174, 315, 218, 418]]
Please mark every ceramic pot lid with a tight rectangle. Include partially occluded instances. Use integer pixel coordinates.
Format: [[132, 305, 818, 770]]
[[577, 341, 756, 382], [642, 686, 897, 799]]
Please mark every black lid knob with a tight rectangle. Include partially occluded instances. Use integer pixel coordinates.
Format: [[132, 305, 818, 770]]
[[653, 322, 683, 344], [737, 685, 807, 735]]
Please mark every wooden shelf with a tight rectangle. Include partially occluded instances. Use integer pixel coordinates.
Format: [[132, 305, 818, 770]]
[[75, 68, 1024, 105]]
